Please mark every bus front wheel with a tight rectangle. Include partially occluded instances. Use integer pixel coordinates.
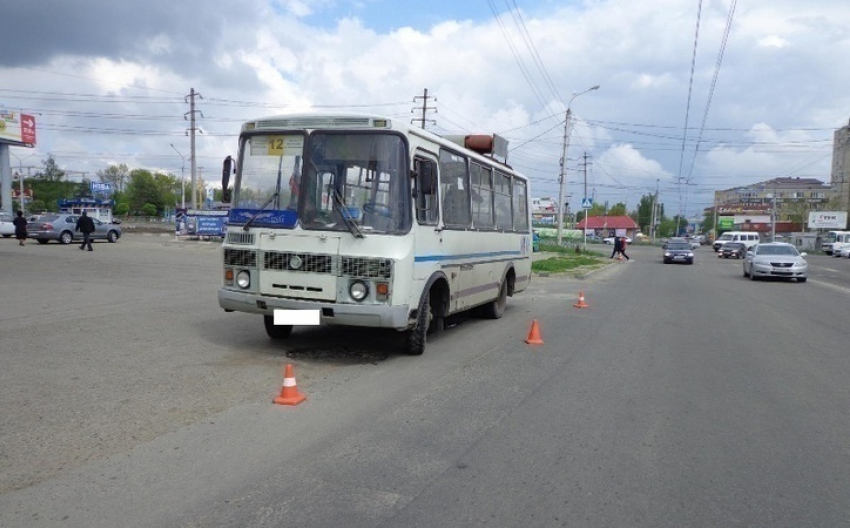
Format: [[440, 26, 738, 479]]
[[264, 315, 293, 339], [405, 290, 432, 356]]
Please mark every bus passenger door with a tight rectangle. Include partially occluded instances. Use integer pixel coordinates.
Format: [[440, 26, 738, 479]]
[[412, 155, 450, 304]]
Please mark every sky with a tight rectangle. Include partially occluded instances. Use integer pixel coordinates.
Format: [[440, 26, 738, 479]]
[[2, 0, 849, 218]]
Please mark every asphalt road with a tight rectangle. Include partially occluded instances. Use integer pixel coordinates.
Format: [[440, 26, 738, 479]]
[[1, 238, 849, 527]]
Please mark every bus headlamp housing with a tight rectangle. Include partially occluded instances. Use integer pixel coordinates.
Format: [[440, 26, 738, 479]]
[[349, 281, 369, 302], [236, 270, 251, 289], [289, 255, 303, 270]]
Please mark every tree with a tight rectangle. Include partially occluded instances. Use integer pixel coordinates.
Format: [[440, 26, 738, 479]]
[[141, 203, 157, 216], [634, 194, 655, 232], [98, 164, 130, 193], [34, 154, 65, 182], [126, 169, 165, 214]]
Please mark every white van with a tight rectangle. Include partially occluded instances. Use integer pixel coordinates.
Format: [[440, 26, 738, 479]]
[[713, 231, 761, 252]]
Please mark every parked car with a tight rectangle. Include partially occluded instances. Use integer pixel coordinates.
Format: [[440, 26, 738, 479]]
[[603, 236, 632, 245], [27, 214, 122, 244], [742, 243, 807, 282], [718, 241, 747, 259], [663, 241, 694, 264], [839, 245, 850, 258], [0, 213, 15, 237], [688, 238, 701, 249]]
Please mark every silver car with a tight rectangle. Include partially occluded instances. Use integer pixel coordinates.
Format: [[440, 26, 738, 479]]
[[743, 242, 807, 282], [27, 214, 122, 244]]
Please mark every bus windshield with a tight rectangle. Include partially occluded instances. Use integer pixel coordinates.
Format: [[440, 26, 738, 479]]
[[302, 132, 410, 234], [231, 131, 410, 234]]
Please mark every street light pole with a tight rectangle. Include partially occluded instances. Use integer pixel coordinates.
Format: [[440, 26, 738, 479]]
[[170, 143, 186, 210], [556, 85, 599, 246]]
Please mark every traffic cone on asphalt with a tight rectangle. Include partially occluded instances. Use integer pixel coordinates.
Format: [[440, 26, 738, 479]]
[[574, 291, 590, 308], [273, 364, 306, 406], [525, 320, 544, 345]]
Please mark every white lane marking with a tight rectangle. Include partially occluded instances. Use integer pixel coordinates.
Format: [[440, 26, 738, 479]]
[[810, 280, 850, 295]]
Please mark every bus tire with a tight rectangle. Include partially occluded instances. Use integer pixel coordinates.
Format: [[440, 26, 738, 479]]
[[480, 279, 507, 319], [405, 290, 431, 356], [264, 315, 293, 339]]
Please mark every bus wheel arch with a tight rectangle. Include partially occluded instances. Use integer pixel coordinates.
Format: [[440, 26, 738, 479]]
[[404, 274, 449, 355]]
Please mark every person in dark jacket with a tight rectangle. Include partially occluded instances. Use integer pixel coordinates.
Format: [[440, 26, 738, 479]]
[[75, 211, 96, 251], [620, 236, 631, 261], [610, 234, 622, 259], [13, 210, 27, 246]]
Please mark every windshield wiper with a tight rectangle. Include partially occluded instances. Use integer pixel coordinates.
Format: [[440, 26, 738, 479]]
[[332, 188, 364, 238], [242, 192, 279, 231]]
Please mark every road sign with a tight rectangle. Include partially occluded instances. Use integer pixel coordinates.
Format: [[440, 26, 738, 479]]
[[581, 197, 593, 209]]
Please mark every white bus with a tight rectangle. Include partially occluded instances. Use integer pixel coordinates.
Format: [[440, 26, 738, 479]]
[[820, 230, 850, 255], [217, 113, 532, 355]]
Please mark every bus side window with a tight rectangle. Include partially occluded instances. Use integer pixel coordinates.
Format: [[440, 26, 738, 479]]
[[414, 158, 438, 225]]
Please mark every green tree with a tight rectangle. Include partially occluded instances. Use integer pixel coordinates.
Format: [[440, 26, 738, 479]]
[[607, 202, 627, 216], [126, 169, 165, 214], [141, 203, 157, 216], [114, 202, 130, 216], [29, 155, 77, 212], [634, 194, 655, 232]]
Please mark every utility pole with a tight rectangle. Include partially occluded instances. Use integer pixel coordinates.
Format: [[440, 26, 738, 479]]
[[556, 108, 572, 246], [651, 178, 659, 243], [411, 89, 437, 129], [185, 88, 203, 210], [581, 151, 591, 250]]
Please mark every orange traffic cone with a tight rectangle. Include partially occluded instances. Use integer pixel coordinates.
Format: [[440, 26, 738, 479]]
[[525, 320, 544, 345], [273, 364, 307, 406], [574, 291, 590, 308]]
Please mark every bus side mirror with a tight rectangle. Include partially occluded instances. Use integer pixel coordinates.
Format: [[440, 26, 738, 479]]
[[222, 156, 234, 203]]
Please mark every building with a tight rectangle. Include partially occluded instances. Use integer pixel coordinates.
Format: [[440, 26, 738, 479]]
[[58, 198, 115, 223], [576, 215, 639, 238], [710, 177, 831, 233]]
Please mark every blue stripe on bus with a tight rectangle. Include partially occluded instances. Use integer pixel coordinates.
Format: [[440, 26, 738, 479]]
[[414, 251, 523, 262]]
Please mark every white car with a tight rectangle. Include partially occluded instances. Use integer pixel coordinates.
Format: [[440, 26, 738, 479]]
[[0, 213, 16, 237], [838, 245, 850, 258], [832, 241, 850, 257], [603, 236, 632, 245], [743, 242, 808, 283]]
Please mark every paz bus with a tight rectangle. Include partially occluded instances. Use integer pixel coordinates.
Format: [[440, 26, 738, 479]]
[[217, 113, 532, 355]]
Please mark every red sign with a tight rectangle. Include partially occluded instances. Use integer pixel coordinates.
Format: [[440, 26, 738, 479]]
[[20, 114, 36, 145]]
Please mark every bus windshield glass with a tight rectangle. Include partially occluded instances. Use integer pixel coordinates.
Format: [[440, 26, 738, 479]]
[[300, 132, 411, 234], [231, 133, 305, 228]]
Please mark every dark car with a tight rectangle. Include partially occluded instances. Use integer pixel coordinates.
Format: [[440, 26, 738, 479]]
[[663, 241, 694, 264], [718, 241, 747, 259], [28, 214, 122, 244]]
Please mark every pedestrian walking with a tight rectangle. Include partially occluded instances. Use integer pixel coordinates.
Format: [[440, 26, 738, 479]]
[[620, 236, 631, 261], [13, 210, 27, 246], [610, 235, 622, 259], [75, 211, 95, 251]]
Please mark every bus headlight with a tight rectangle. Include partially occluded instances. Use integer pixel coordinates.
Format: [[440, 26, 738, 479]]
[[236, 270, 251, 289], [289, 255, 303, 270], [349, 281, 369, 302]]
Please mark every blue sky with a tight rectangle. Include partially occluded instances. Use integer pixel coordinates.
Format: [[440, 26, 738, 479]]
[[2, 0, 849, 217]]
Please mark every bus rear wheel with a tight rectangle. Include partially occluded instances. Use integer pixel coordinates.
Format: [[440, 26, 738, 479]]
[[480, 279, 507, 319], [264, 315, 293, 339]]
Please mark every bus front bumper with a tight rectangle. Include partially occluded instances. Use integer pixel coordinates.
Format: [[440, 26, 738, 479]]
[[218, 289, 411, 330]]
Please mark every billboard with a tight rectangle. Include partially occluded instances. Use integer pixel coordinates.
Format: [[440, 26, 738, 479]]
[[808, 211, 847, 229], [717, 216, 735, 230], [0, 109, 37, 146]]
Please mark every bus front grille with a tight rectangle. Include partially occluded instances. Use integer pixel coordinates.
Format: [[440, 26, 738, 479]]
[[262, 251, 392, 279], [226, 231, 255, 245], [224, 249, 257, 268]]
